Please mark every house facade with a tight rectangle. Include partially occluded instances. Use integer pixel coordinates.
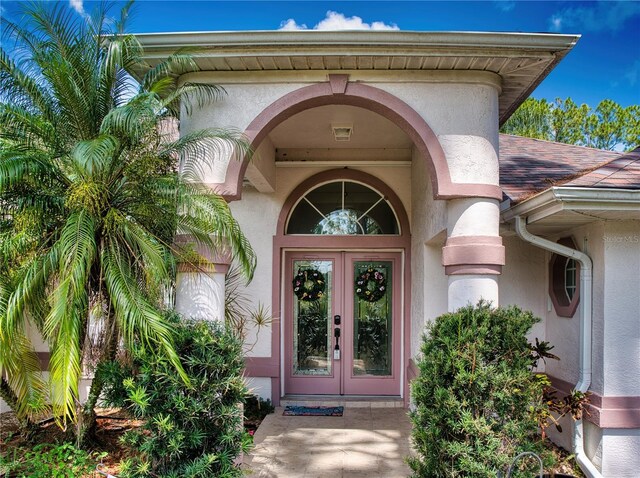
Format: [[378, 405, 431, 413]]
[[136, 31, 639, 477], [2, 30, 637, 477]]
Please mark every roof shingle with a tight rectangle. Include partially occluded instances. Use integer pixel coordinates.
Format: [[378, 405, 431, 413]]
[[498, 134, 631, 202]]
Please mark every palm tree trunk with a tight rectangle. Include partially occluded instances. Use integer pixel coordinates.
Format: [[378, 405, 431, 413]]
[[1, 376, 35, 433], [76, 313, 119, 448]]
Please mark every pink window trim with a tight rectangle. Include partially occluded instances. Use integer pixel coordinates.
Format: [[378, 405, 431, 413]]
[[217, 75, 502, 202], [276, 168, 411, 239], [549, 236, 580, 318]]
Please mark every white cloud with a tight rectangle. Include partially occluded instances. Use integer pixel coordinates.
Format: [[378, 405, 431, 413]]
[[279, 11, 399, 31], [279, 18, 307, 31], [69, 0, 86, 16], [548, 1, 640, 33], [494, 1, 516, 13]]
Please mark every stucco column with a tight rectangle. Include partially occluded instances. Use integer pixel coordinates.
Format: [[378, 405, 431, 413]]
[[443, 198, 504, 311], [174, 235, 230, 321]]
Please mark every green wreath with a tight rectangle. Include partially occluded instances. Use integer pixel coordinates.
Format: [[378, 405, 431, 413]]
[[292, 269, 326, 301], [355, 267, 387, 303]]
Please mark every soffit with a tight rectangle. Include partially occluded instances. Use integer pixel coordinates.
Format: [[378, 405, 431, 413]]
[[269, 105, 412, 155], [134, 30, 580, 124]]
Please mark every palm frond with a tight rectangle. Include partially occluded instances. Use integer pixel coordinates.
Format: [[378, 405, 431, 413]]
[[163, 82, 226, 117], [0, 277, 48, 420], [177, 186, 256, 280], [165, 128, 251, 182], [42, 211, 97, 426], [70, 135, 119, 181], [140, 48, 200, 92], [102, 239, 187, 384]]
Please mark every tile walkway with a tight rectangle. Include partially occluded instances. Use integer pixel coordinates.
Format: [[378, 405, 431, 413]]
[[244, 406, 413, 478]]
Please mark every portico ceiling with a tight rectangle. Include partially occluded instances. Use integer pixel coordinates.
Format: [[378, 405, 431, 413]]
[[135, 30, 580, 124]]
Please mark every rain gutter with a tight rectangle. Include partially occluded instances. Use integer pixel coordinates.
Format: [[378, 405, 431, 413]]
[[514, 216, 602, 478]]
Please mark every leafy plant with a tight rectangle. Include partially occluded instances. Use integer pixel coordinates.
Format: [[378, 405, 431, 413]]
[[244, 395, 275, 423], [0, 0, 255, 441], [409, 302, 553, 477], [100, 313, 250, 478], [0, 442, 105, 477]]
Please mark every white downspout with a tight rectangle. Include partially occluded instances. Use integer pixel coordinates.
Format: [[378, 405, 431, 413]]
[[514, 216, 602, 478]]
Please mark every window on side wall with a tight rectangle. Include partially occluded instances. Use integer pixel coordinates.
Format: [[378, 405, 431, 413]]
[[549, 237, 580, 317]]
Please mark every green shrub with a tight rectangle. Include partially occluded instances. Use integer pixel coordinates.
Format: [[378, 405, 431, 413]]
[[409, 302, 551, 477], [244, 395, 275, 423], [0, 442, 103, 477], [101, 314, 250, 478]]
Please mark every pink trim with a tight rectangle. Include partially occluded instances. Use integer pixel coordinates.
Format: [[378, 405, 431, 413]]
[[329, 74, 349, 94], [276, 169, 411, 238], [549, 375, 640, 429], [442, 235, 505, 275], [444, 236, 503, 246], [403, 249, 412, 408], [219, 80, 502, 202], [244, 357, 279, 377], [407, 358, 419, 382], [549, 237, 580, 318], [445, 264, 503, 275]]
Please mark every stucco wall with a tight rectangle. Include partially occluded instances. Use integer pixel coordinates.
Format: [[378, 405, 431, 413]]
[[365, 81, 500, 186], [499, 235, 547, 344], [602, 220, 640, 397], [410, 146, 448, 358]]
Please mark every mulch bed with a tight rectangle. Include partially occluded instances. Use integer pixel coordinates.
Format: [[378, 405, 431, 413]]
[[1, 409, 583, 477]]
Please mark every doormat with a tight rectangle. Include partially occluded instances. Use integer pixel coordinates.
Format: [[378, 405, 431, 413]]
[[283, 406, 344, 417]]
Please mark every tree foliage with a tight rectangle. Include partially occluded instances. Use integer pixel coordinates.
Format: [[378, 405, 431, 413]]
[[0, 0, 255, 437], [409, 302, 551, 477], [100, 314, 250, 478], [501, 97, 640, 151]]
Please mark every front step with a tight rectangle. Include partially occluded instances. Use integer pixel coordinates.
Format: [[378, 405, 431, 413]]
[[280, 395, 405, 408]]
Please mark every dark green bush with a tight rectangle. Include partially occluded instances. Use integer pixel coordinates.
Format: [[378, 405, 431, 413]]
[[244, 395, 275, 423], [0, 442, 103, 477], [101, 314, 250, 478], [409, 302, 551, 477]]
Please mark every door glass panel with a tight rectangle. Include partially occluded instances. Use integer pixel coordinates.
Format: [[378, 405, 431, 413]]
[[353, 261, 392, 376], [293, 260, 332, 376]]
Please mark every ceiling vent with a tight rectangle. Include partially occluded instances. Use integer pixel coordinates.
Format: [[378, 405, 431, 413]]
[[331, 123, 353, 142]]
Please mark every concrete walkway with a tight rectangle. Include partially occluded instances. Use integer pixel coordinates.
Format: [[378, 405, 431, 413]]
[[244, 407, 413, 478]]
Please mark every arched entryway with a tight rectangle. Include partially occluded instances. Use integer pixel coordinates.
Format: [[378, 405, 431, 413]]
[[273, 169, 411, 398]]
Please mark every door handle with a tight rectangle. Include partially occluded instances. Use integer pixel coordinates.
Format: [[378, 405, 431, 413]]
[[334, 328, 341, 338]]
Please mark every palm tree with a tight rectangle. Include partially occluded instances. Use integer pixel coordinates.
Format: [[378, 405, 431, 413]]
[[0, 1, 255, 442]]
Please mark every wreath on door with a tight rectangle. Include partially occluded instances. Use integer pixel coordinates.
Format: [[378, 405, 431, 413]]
[[292, 269, 326, 301], [355, 267, 387, 303]]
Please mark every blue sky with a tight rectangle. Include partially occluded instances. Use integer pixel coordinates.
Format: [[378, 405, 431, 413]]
[[3, 1, 640, 107]]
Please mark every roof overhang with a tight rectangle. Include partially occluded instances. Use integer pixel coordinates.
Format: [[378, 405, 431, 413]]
[[501, 187, 640, 235], [134, 30, 580, 124]]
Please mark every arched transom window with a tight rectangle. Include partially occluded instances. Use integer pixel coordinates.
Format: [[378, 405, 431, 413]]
[[287, 181, 400, 235]]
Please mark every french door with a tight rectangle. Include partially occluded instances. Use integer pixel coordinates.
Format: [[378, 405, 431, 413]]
[[284, 251, 401, 396]]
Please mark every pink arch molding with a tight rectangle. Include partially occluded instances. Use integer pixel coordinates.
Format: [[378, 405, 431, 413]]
[[218, 74, 502, 201]]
